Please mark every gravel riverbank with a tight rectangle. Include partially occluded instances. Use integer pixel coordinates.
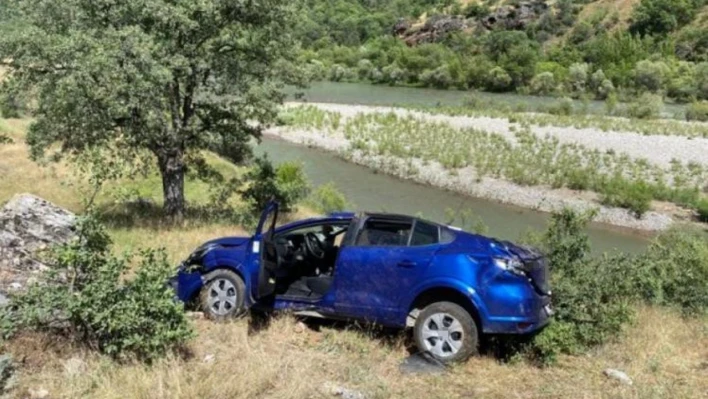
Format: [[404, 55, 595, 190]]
[[266, 103, 708, 232]]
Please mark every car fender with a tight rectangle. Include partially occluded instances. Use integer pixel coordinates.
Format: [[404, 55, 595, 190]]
[[403, 278, 490, 327]]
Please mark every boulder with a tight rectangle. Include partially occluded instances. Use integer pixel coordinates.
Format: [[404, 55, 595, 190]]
[[0, 194, 76, 296]]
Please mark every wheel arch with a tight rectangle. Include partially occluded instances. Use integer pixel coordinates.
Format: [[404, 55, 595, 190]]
[[407, 286, 484, 332]]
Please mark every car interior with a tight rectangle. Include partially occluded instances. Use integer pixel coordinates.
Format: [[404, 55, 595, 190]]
[[271, 221, 351, 300]]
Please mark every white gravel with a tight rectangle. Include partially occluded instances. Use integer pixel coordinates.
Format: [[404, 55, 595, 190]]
[[290, 102, 708, 168], [268, 102, 708, 231]]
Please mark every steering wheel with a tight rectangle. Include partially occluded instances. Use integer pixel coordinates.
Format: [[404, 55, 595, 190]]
[[304, 232, 326, 260]]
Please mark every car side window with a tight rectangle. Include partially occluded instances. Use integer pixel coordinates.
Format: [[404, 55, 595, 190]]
[[410, 221, 439, 246], [355, 218, 412, 247]]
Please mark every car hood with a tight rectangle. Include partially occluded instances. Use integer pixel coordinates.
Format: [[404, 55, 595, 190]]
[[203, 236, 251, 248]]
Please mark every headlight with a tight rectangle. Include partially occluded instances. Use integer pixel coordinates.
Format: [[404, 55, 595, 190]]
[[492, 257, 526, 276], [183, 244, 219, 269]]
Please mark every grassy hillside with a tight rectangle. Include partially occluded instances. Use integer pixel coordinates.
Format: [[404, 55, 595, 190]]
[[297, 0, 708, 106]]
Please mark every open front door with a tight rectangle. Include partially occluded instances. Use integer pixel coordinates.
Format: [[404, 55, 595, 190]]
[[255, 201, 279, 299]]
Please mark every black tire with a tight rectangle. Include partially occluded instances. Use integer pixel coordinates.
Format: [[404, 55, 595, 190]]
[[413, 301, 479, 363], [199, 269, 247, 321]]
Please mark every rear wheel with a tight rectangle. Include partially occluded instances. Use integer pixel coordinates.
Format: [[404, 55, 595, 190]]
[[199, 269, 246, 321], [413, 301, 478, 363]]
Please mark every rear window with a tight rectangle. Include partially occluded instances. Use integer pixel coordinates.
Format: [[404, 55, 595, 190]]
[[356, 218, 412, 247], [410, 221, 439, 246]]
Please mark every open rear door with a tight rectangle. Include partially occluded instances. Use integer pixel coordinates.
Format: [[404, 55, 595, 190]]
[[255, 201, 279, 298]]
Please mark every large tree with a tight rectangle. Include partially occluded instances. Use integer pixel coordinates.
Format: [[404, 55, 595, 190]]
[[0, 0, 301, 218]]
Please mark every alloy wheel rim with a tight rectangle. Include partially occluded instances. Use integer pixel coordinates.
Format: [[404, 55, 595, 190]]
[[421, 312, 464, 358], [208, 278, 237, 316]]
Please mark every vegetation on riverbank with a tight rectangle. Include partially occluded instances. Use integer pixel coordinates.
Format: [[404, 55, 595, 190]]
[[281, 105, 708, 219]]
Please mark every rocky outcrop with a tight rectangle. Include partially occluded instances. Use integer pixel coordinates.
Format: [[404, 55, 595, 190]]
[[0, 194, 76, 296], [393, 0, 549, 46], [395, 15, 470, 46], [482, 0, 548, 30]]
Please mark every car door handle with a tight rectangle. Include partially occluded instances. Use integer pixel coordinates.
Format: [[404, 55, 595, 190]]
[[397, 260, 417, 268]]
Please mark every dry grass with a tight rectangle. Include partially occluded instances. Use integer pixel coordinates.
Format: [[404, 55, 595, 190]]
[[3, 307, 706, 399]]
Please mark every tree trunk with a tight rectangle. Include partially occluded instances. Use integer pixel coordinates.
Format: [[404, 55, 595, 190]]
[[157, 150, 186, 221]]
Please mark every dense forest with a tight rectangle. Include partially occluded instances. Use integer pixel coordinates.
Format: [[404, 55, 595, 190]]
[[294, 0, 708, 104]]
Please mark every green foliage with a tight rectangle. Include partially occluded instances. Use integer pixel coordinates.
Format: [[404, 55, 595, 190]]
[[637, 227, 708, 315], [530, 72, 557, 95], [1, 216, 193, 361], [627, 92, 664, 119], [600, 177, 653, 217], [630, 0, 701, 36], [307, 182, 350, 214], [545, 97, 574, 116], [528, 209, 634, 364], [634, 60, 670, 92], [241, 156, 310, 213], [685, 101, 708, 121], [0, 0, 300, 218], [697, 199, 708, 222]]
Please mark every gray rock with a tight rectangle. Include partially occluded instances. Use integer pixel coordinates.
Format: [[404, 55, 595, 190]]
[[0, 194, 76, 296], [63, 357, 87, 377], [399, 353, 447, 375], [203, 354, 216, 364], [323, 382, 366, 399], [603, 368, 633, 385], [0, 294, 8, 307], [0, 354, 16, 394]]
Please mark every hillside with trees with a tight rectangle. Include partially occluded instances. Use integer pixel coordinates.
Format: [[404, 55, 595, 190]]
[[296, 0, 708, 104]]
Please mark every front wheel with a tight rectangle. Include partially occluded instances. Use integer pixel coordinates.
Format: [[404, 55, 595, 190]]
[[413, 301, 479, 363], [199, 269, 246, 321]]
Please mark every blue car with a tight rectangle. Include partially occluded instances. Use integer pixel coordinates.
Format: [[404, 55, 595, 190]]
[[172, 201, 552, 362]]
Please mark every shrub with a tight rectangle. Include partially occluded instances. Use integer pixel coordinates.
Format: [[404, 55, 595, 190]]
[[356, 59, 374, 80], [633, 60, 670, 93], [527, 209, 635, 364], [530, 72, 556, 95], [241, 156, 310, 213], [419, 65, 453, 89], [307, 182, 350, 214], [685, 101, 708, 121], [486, 67, 512, 92], [627, 92, 663, 119], [630, 0, 700, 36], [568, 62, 589, 93], [547, 97, 574, 116], [1, 216, 193, 361], [697, 198, 708, 222], [600, 178, 653, 217], [604, 91, 618, 115], [637, 227, 708, 316]]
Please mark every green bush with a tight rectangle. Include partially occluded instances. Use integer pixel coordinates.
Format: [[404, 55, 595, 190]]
[[1, 216, 193, 361], [307, 182, 350, 214], [627, 92, 663, 119], [527, 209, 635, 364], [630, 0, 700, 36], [600, 178, 653, 217], [530, 72, 556, 95], [546, 97, 574, 115], [696, 198, 708, 222], [637, 227, 708, 316], [241, 156, 310, 213], [685, 101, 708, 121]]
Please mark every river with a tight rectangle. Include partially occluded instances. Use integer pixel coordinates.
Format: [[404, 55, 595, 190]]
[[256, 138, 650, 254], [291, 81, 686, 119]]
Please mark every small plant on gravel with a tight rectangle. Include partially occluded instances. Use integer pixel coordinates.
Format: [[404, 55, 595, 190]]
[[685, 101, 708, 122], [1, 216, 194, 361], [627, 93, 663, 119], [600, 177, 653, 217]]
